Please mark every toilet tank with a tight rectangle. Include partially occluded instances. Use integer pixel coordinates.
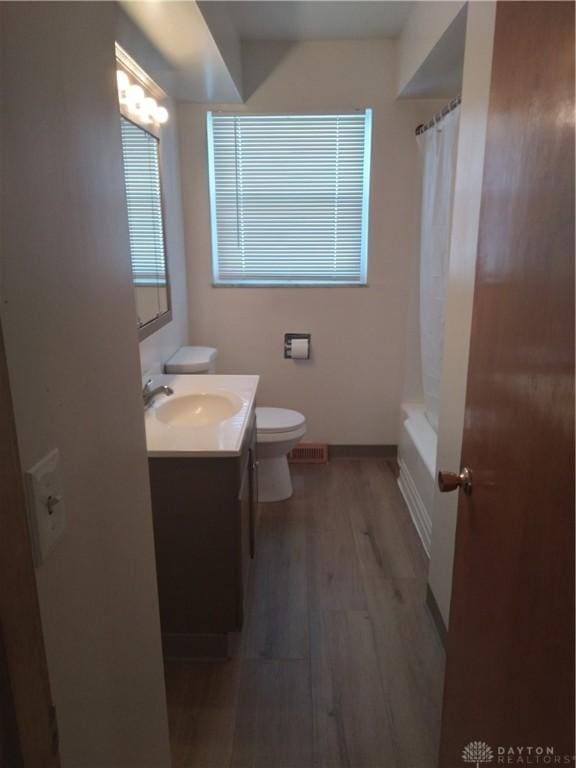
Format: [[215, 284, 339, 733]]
[[164, 346, 218, 374]]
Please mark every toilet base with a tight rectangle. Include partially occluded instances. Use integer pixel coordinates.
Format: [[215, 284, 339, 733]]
[[257, 455, 293, 502]]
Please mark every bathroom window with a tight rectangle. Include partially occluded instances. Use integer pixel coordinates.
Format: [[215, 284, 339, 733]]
[[207, 110, 372, 285]]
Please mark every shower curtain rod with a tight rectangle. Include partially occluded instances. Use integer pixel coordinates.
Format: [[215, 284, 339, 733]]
[[415, 96, 461, 135]]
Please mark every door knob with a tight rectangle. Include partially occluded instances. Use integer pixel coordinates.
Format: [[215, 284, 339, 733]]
[[438, 466, 473, 495]]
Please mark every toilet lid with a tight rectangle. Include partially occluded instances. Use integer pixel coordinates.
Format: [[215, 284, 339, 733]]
[[256, 407, 306, 434]]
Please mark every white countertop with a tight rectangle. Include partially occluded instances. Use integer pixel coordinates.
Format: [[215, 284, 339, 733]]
[[144, 374, 259, 457]]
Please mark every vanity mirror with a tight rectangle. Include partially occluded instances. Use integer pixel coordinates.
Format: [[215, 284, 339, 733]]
[[116, 44, 171, 340]]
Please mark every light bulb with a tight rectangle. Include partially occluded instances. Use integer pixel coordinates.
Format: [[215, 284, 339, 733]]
[[143, 96, 158, 119], [155, 106, 169, 124], [127, 84, 144, 106], [116, 69, 129, 91], [116, 70, 130, 103]]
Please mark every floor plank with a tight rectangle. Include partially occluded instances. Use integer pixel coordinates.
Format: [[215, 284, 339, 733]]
[[165, 658, 242, 768], [372, 461, 430, 581], [306, 464, 368, 612], [165, 459, 445, 768], [346, 460, 423, 580], [241, 497, 309, 660], [362, 579, 445, 767], [310, 608, 402, 768], [229, 659, 312, 768]]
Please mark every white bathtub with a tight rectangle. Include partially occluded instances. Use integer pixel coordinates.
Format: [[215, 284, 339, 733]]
[[397, 403, 437, 557]]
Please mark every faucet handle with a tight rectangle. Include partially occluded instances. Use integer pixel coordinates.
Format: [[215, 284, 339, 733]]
[[142, 378, 154, 395]]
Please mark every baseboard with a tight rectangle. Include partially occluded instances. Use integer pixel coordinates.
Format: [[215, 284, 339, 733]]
[[426, 585, 448, 647], [397, 457, 432, 556], [329, 444, 397, 459], [162, 632, 230, 660]]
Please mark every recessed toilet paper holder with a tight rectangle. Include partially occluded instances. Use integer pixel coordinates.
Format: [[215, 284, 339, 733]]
[[284, 333, 311, 360]]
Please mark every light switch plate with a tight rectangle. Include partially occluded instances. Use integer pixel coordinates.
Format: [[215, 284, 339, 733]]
[[25, 449, 66, 565]]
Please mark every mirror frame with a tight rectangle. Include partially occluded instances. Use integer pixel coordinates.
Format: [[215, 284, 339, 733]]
[[116, 46, 173, 342], [120, 115, 173, 341]]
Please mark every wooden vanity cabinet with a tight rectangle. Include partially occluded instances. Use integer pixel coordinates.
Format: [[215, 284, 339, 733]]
[[148, 411, 257, 657]]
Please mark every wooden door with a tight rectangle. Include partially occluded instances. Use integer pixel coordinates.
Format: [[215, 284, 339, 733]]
[[439, 2, 575, 764], [0, 319, 59, 766]]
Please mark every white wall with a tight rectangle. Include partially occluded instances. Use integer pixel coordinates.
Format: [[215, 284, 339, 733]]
[[428, 1, 496, 626], [0, 4, 171, 766], [119, 0, 243, 102], [116, 8, 190, 376], [197, 1, 244, 98], [397, 1, 466, 96], [179, 40, 440, 444]]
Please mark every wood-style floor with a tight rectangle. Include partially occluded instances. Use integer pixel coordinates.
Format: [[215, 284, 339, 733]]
[[165, 459, 445, 768]]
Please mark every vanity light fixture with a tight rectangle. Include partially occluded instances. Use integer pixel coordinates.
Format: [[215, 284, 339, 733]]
[[116, 69, 129, 102], [127, 83, 144, 108], [116, 68, 169, 126], [142, 96, 158, 123], [155, 106, 169, 124]]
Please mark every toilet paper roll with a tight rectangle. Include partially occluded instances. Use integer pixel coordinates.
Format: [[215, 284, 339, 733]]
[[291, 338, 309, 359]]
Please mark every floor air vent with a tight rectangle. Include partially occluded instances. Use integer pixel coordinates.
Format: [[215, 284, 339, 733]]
[[288, 443, 328, 464]]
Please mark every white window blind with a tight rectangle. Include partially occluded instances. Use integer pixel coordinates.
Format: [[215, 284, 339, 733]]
[[207, 111, 372, 285], [120, 117, 167, 286]]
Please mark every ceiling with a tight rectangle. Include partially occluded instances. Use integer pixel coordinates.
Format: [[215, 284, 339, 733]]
[[223, 1, 414, 41]]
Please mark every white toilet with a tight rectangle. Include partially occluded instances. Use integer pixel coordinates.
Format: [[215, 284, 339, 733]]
[[164, 347, 306, 503], [254, 406, 306, 502]]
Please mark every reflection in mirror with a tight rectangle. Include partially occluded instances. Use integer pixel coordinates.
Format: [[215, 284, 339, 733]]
[[120, 116, 171, 336]]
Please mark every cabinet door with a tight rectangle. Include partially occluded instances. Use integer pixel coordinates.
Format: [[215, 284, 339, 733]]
[[248, 447, 257, 559], [238, 457, 251, 626]]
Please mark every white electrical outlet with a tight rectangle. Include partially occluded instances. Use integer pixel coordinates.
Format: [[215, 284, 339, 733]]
[[25, 449, 66, 565]]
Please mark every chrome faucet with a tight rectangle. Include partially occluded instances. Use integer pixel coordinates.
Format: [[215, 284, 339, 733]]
[[142, 378, 174, 408]]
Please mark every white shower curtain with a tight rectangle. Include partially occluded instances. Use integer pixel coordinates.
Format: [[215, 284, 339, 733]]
[[417, 107, 460, 432]]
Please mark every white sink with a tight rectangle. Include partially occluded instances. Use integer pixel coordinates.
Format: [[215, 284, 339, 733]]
[[154, 391, 243, 427], [144, 374, 259, 457]]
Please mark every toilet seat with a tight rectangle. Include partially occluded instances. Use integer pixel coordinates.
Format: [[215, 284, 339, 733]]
[[256, 407, 306, 442]]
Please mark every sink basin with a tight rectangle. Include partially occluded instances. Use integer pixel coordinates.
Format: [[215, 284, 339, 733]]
[[144, 374, 259, 456], [154, 392, 242, 427]]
